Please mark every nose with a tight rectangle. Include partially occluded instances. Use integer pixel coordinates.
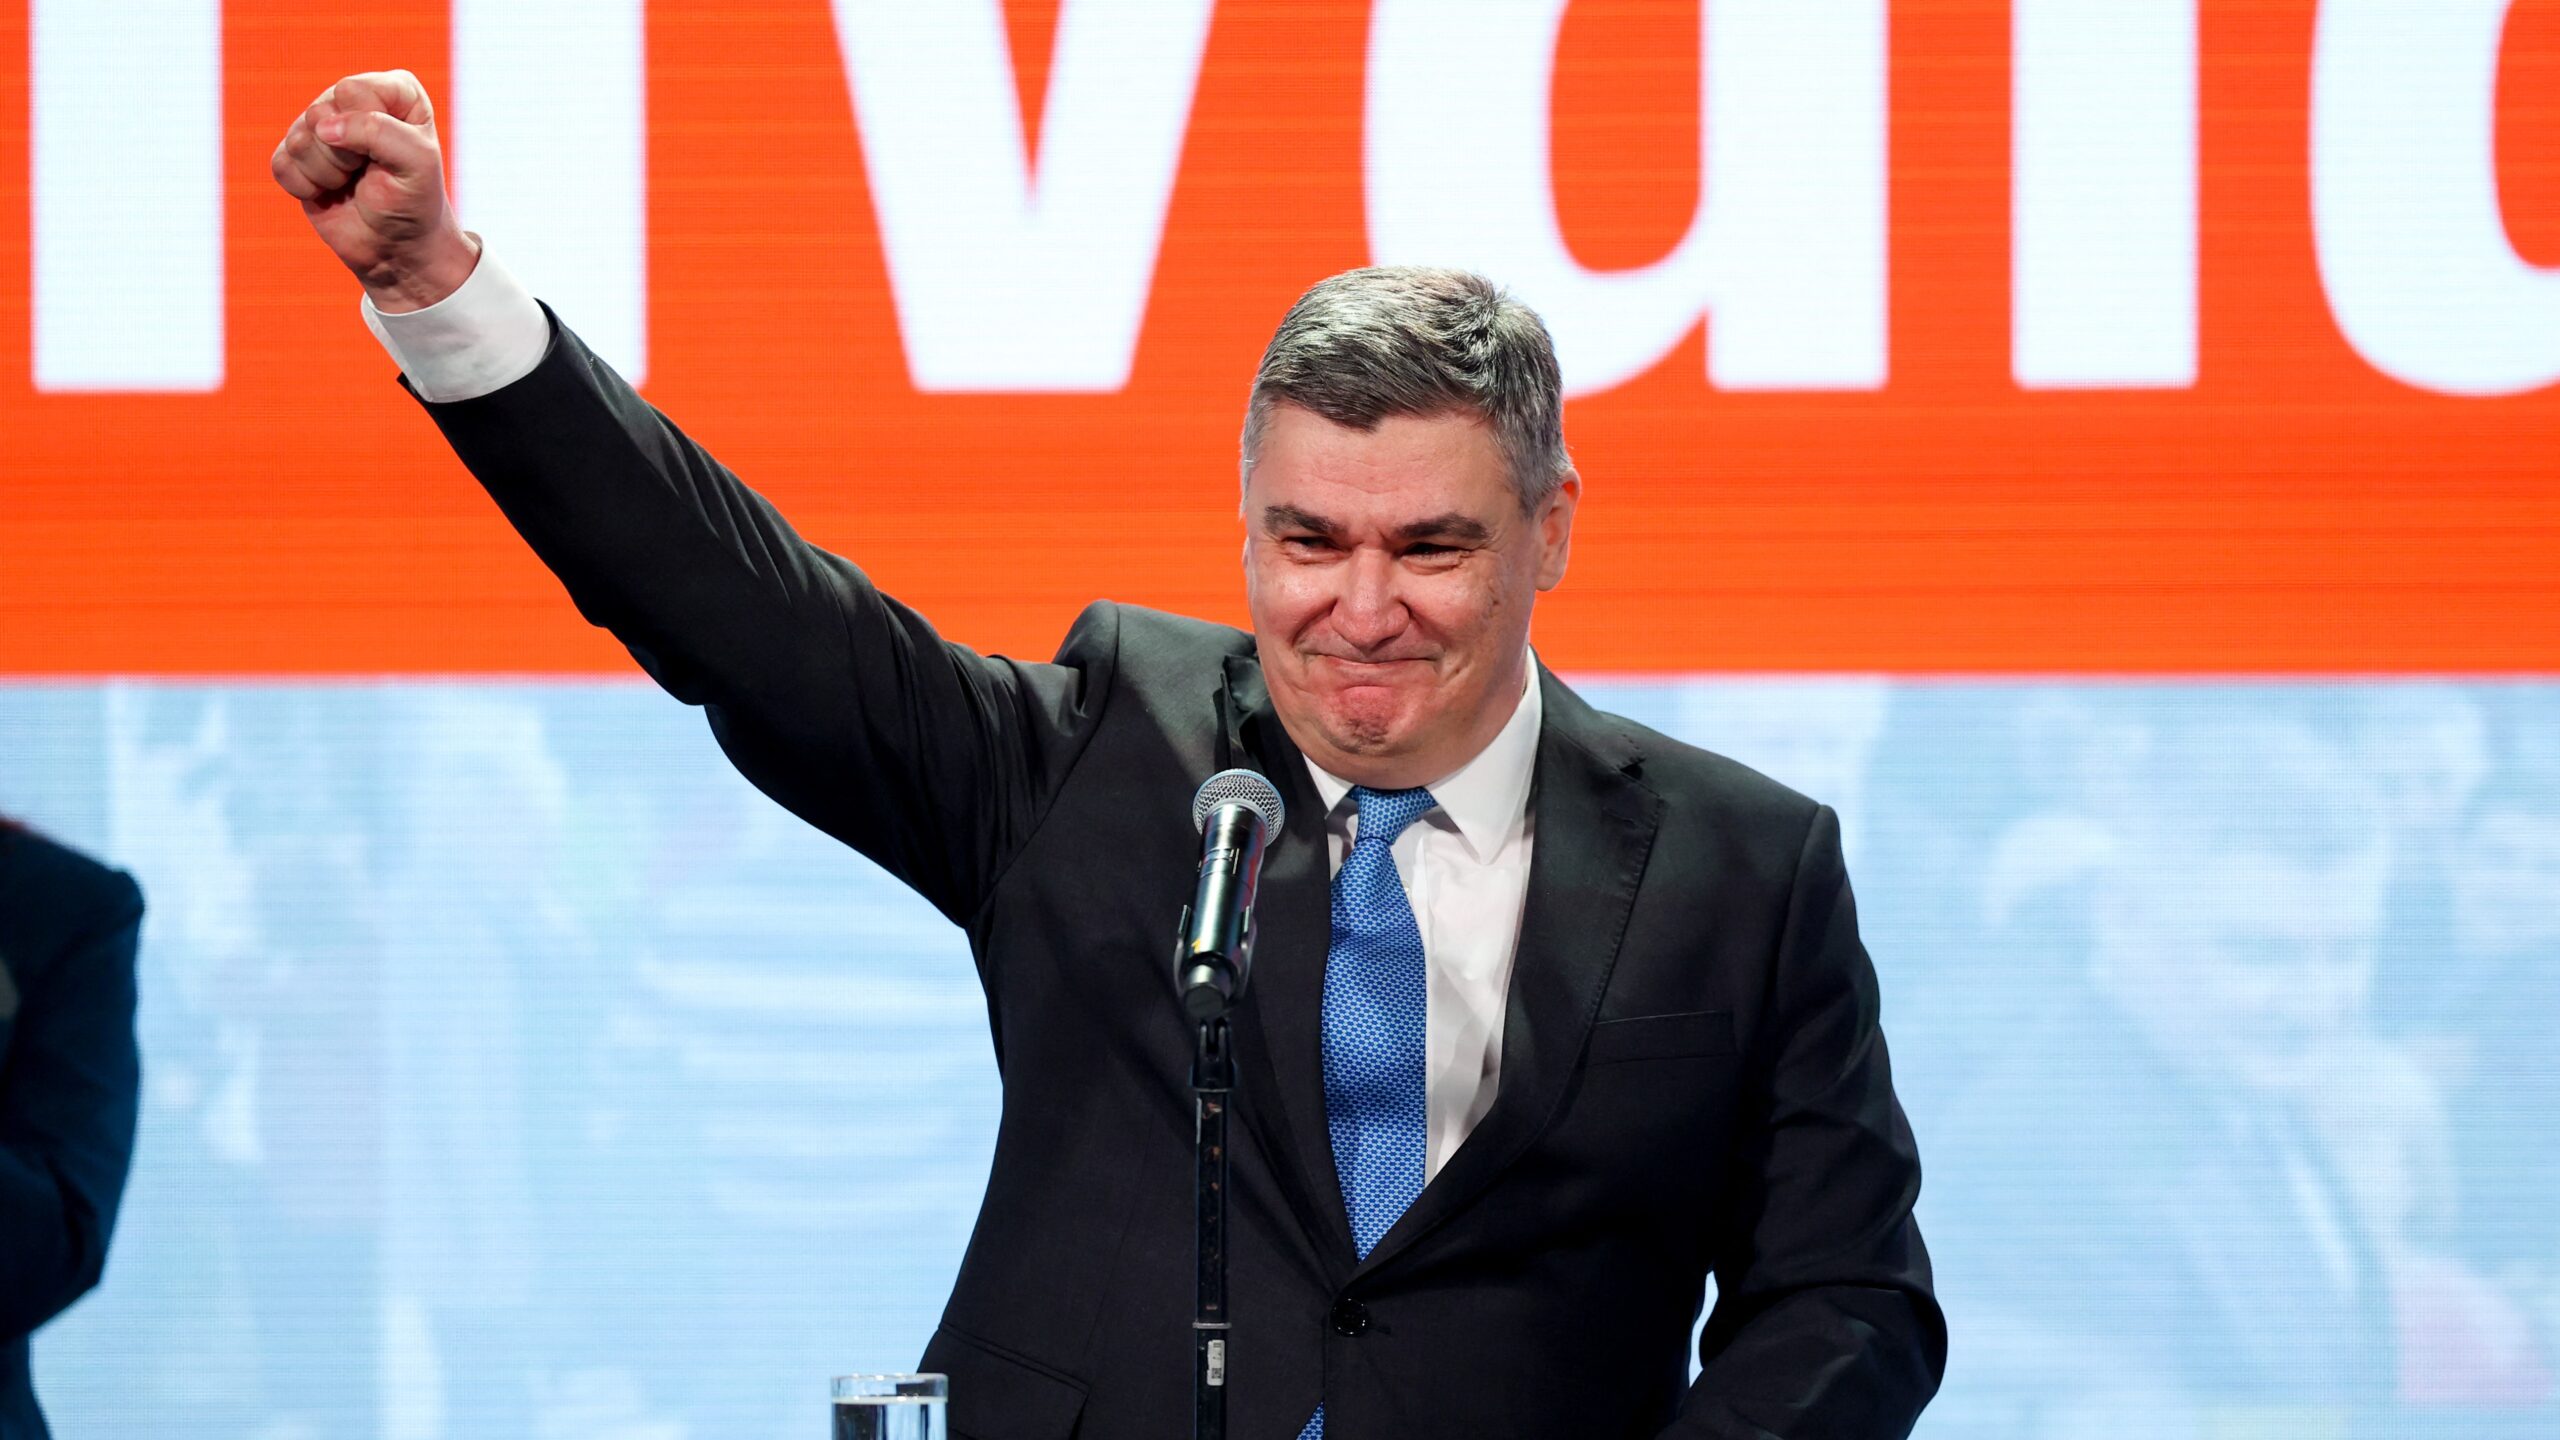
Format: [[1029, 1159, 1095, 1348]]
[[1331, 548, 1408, 651]]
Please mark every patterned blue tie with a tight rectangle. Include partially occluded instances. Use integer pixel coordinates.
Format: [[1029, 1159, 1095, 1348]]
[[1299, 785, 1436, 1440]]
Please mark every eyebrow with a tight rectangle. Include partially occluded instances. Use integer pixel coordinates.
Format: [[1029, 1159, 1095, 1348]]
[[1261, 503, 1339, 537], [1392, 512, 1492, 544], [1260, 505, 1491, 545]]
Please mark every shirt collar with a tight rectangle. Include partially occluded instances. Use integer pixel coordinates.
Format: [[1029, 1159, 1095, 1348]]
[[1303, 653, 1546, 863]]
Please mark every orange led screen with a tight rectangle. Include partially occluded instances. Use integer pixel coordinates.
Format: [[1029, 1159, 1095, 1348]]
[[3, 0, 2558, 676]]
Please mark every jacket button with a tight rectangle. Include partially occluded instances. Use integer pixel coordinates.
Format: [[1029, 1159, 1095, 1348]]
[[1331, 1297, 1370, 1337]]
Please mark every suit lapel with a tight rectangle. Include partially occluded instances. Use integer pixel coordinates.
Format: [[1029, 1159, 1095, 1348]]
[[1355, 666, 1662, 1280], [1219, 654, 1359, 1268]]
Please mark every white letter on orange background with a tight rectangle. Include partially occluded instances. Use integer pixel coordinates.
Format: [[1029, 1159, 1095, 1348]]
[[2315, 0, 2560, 394], [32, 0, 224, 391], [2013, 0, 2196, 388], [453, 0, 650, 383], [1366, 0, 1887, 396], [834, 0, 1217, 391]]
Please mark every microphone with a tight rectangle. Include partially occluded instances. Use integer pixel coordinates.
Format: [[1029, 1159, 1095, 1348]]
[[1175, 768, 1286, 1022]]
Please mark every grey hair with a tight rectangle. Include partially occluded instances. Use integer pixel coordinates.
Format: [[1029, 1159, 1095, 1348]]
[[1239, 266, 1571, 513]]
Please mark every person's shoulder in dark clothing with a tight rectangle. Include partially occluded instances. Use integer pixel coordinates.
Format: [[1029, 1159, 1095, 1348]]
[[0, 823, 145, 983], [0, 818, 146, 1440]]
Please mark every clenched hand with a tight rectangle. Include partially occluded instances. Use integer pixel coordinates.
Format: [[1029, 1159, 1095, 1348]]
[[270, 70, 478, 313]]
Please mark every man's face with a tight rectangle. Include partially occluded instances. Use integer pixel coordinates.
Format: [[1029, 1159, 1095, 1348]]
[[1242, 403, 1577, 789], [2094, 846, 2387, 1096]]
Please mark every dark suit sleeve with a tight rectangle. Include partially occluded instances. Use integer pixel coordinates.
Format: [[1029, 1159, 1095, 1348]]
[[407, 309, 1111, 924], [0, 871, 143, 1340], [1667, 805, 1947, 1439]]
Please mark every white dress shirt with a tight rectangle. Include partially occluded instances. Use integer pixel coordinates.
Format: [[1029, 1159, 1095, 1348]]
[[356, 247, 1548, 1179]]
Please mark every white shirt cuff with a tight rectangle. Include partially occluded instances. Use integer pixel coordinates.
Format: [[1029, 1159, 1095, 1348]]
[[360, 238, 551, 403]]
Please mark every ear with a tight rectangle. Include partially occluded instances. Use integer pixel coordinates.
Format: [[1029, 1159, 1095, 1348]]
[[1532, 469, 1581, 591]]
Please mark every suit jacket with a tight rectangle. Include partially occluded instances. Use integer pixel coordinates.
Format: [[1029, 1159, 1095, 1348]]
[[411, 311, 1945, 1439], [0, 826, 144, 1440]]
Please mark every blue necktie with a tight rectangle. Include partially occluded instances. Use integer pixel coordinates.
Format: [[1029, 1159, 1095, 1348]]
[[1299, 785, 1436, 1440]]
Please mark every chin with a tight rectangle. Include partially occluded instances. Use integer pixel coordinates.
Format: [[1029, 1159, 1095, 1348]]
[[1323, 711, 1402, 756], [1319, 693, 1416, 757]]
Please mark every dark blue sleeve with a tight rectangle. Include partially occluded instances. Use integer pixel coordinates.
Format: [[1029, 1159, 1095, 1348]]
[[0, 868, 143, 1340], [407, 310, 1113, 926], [1669, 805, 1947, 1438]]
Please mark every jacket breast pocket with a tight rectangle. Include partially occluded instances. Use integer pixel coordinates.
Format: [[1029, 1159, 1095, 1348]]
[[1583, 1008, 1737, 1066]]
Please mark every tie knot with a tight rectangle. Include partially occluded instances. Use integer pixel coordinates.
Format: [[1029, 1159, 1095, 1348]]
[[1350, 786, 1436, 848]]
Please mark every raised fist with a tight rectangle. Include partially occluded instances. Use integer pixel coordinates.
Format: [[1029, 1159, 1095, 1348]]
[[270, 70, 478, 312]]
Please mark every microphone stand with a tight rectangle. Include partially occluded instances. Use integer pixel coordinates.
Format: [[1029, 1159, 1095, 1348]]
[[1178, 773, 1279, 1440], [1192, 1013, 1234, 1440]]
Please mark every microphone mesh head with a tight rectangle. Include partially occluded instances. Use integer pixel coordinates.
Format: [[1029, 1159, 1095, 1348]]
[[1192, 768, 1286, 834]]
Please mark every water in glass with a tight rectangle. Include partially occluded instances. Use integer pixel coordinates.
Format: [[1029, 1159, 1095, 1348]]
[[832, 1394, 945, 1440]]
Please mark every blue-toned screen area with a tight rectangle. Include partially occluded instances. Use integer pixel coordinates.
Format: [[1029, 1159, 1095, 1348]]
[[6, 679, 2555, 1438]]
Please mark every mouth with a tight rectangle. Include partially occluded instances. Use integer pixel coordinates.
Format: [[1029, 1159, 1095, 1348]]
[[1311, 655, 1433, 682]]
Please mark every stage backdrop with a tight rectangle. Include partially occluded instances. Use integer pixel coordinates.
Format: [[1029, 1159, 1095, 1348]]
[[4, 3, 2558, 1437]]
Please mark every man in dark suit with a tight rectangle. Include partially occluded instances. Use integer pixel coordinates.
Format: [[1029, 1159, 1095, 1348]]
[[274, 71, 1942, 1437], [0, 821, 144, 1440]]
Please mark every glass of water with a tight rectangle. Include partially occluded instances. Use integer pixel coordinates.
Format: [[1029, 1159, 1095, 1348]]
[[831, 1374, 946, 1440]]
